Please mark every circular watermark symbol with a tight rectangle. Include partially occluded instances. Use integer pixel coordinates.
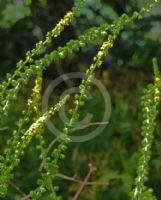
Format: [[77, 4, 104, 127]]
[[42, 72, 111, 142]]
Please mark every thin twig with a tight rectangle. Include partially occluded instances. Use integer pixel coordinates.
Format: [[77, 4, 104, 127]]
[[9, 182, 27, 197], [0, 127, 8, 131], [56, 172, 108, 186], [22, 187, 40, 200], [72, 163, 97, 200], [23, 167, 108, 200], [74, 121, 109, 130]]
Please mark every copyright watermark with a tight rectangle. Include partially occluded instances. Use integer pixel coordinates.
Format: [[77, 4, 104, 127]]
[[42, 72, 111, 142]]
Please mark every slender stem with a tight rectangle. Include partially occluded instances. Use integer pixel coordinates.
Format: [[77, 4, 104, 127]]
[[74, 121, 109, 130], [22, 188, 40, 200], [9, 182, 27, 197], [56, 172, 108, 186], [0, 127, 8, 131], [72, 163, 97, 200]]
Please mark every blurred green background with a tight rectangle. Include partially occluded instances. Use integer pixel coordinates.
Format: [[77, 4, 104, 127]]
[[0, 0, 161, 199]]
